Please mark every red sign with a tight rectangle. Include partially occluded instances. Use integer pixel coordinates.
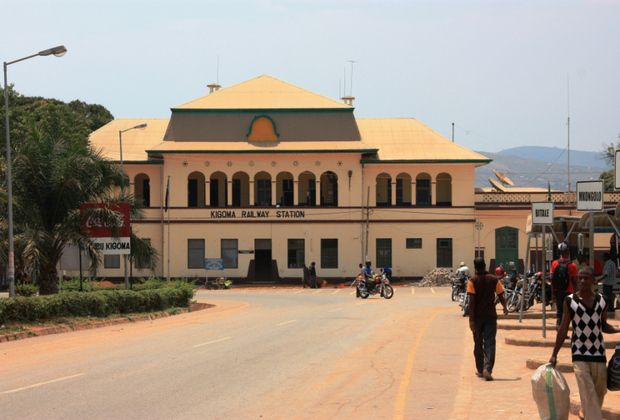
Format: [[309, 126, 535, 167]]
[[81, 203, 131, 255], [81, 203, 131, 238]]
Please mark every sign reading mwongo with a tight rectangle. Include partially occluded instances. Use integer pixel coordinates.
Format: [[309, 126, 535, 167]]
[[576, 180, 604, 212]]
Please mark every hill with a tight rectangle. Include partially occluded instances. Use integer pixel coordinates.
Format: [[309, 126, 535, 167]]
[[474, 147, 610, 190]]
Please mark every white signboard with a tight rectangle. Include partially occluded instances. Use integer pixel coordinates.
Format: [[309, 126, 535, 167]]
[[576, 180, 604, 212], [531, 202, 554, 225], [615, 149, 620, 191], [92, 238, 131, 255]]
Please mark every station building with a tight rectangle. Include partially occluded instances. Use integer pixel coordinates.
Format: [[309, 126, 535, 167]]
[[82, 75, 618, 283]]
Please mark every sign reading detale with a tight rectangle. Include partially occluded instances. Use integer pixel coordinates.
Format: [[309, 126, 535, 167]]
[[81, 203, 131, 255], [576, 180, 604, 212], [532, 202, 554, 226]]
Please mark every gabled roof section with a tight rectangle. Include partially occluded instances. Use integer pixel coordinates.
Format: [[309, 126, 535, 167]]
[[89, 118, 169, 161], [357, 118, 492, 167], [173, 74, 352, 111]]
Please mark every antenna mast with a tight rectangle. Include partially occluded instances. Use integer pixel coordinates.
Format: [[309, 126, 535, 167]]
[[347, 60, 357, 96], [567, 74, 571, 199]]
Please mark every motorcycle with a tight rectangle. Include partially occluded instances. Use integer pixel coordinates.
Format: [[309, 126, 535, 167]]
[[451, 273, 468, 302], [520, 271, 552, 311], [357, 272, 394, 299], [459, 292, 470, 317], [205, 277, 233, 290]]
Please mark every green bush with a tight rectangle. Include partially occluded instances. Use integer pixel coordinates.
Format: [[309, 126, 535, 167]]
[[15, 284, 39, 297], [0, 283, 195, 325]]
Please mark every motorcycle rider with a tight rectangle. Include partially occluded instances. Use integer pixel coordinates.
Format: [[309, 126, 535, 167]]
[[455, 262, 470, 293], [363, 261, 375, 289]]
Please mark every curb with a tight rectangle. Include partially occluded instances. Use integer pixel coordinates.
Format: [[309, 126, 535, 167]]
[[505, 336, 570, 348], [526, 358, 574, 373], [0, 302, 213, 344]]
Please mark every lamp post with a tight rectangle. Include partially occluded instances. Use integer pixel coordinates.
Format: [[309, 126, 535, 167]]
[[4, 45, 67, 297], [119, 123, 147, 290]]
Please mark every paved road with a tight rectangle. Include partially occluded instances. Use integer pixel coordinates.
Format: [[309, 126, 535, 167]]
[[0, 286, 554, 419]]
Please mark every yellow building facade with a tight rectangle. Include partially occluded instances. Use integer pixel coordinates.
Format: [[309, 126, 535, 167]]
[[82, 75, 618, 283]]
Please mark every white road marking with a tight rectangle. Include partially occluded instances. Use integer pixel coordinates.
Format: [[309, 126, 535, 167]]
[[193, 337, 232, 348], [276, 320, 298, 326], [430, 288, 435, 294], [331, 290, 340, 295], [411, 288, 415, 294], [2, 373, 86, 394]]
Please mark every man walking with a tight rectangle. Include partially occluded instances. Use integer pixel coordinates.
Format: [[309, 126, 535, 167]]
[[468, 257, 508, 381], [551, 242, 579, 331], [550, 266, 620, 420], [302, 263, 311, 288], [600, 252, 617, 313], [309, 262, 317, 289]]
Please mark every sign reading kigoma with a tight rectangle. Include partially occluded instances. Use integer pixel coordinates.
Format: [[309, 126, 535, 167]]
[[81, 203, 131, 255]]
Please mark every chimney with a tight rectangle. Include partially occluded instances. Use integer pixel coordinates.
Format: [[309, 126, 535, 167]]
[[207, 83, 221, 93], [341, 96, 355, 106]]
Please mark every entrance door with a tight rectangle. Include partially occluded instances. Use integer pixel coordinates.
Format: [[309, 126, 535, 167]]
[[254, 239, 272, 282], [495, 227, 519, 270], [282, 179, 294, 206]]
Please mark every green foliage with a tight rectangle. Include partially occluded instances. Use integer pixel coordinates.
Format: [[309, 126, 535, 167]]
[[15, 284, 39, 297], [0, 283, 195, 325]]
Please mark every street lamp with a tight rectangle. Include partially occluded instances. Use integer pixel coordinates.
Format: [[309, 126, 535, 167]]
[[4, 45, 67, 297], [119, 123, 147, 290]]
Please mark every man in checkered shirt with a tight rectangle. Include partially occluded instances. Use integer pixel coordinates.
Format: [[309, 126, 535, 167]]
[[549, 266, 620, 420]]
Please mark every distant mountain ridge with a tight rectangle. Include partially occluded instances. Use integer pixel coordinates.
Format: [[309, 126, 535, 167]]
[[497, 146, 607, 169], [474, 146, 610, 190]]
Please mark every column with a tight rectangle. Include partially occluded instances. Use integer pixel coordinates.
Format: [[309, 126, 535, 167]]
[[227, 180, 233, 206], [249, 180, 255, 206], [271, 180, 277, 206], [411, 181, 417, 206], [205, 181, 210, 206], [391, 181, 397, 206], [315, 180, 321, 206], [294, 180, 299, 206], [431, 180, 437, 206]]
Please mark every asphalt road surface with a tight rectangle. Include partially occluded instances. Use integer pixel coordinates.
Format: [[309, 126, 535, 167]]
[[0, 286, 537, 419]]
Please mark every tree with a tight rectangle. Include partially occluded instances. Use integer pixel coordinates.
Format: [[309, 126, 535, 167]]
[[0, 88, 158, 294], [598, 134, 620, 191]]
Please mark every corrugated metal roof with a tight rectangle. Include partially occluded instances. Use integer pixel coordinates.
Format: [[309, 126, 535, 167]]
[[89, 118, 169, 161], [173, 74, 352, 110], [356, 118, 491, 165]]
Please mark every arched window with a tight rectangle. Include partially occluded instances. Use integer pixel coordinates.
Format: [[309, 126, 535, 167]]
[[320, 171, 338, 207], [416, 173, 431, 207], [436, 173, 452, 207], [134, 173, 150, 207], [396, 173, 412, 206], [254, 172, 272, 206], [232, 172, 250, 207], [298, 171, 316, 207], [276, 172, 294, 207], [188, 172, 205, 208], [210, 171, 228, 208], [376, 173, 391, 206]]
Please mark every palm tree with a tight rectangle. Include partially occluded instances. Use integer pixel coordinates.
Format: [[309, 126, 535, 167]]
[[3, 124, 158, 294]]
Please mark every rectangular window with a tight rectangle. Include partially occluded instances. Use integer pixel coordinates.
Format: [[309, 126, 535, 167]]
[[321, 239, 338, 269], [376, 238, 392, 268], [221, 239, 238, 269], [406, 238, 422, 249], [135, 239, 151, 269], [104, 254, 120, 269], [188, 239, 205, 269], [437, 238, 453, 268], [287, 239, 305, 268]]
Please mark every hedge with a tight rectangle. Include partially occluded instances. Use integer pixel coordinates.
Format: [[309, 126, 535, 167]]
[[0, 283, 195, 325]]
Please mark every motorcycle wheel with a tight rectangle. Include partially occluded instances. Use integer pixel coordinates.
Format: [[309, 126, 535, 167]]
[[451, 286, 459, 301], [382, 284, 394, 299], [358, 287, 369, 299], [462, 295, 470, 317], [507, 292, 521, 313]]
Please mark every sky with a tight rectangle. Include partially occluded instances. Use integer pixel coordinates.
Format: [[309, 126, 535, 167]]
[[2, 0, 619, 154]]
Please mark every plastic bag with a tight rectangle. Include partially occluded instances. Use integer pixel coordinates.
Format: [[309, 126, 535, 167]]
[[531, 363, 570, 420], [608, 344, 620, 391]]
